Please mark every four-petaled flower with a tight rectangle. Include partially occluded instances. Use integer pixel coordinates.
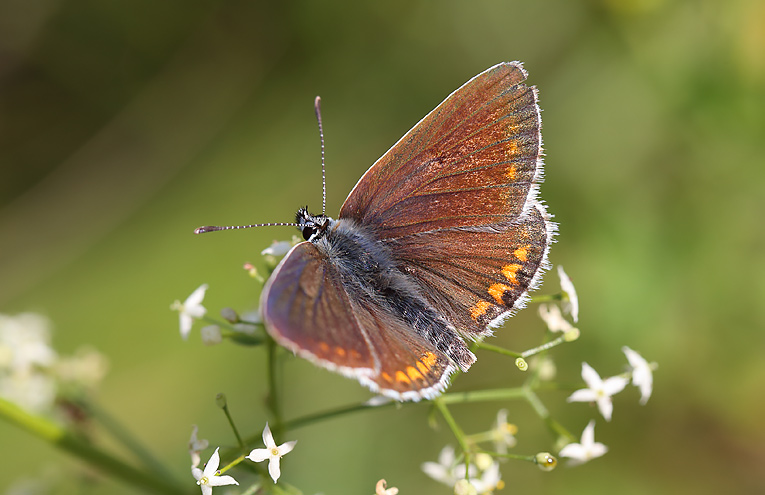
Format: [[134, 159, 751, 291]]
[[171, 284, 209, 340], [557, 266, 579, 323], [558, 420, 608, 465], [567, 362, 629, 421], [246, 423, 297, 483], [191, 448, 238, 495], [623, 346, 654, 404]]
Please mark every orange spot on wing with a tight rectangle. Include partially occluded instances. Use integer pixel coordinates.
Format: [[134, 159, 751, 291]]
[[334, 347, 346, 357], [506, 164, 517, 182], [406, 366, 424, 381], [318, 341, 330, 353], [501, 264, 522, 285], [395, 371, 411, 384], [513, 245, 529, 262], [470, 300, 492, 320], [381, 372, 393, 383], [416, 361, 429, 375], [488, 283, 512, 305], [421, 352, 438, 368]]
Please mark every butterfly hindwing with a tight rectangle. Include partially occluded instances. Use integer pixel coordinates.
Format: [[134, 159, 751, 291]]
[[262, 241, 457, 400]]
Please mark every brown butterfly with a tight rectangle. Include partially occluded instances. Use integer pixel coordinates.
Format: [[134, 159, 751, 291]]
[[203, 62, 554, 401]]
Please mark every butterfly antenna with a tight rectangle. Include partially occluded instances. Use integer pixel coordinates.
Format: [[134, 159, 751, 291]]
[[314, 96, 327, 216], [194, 222, 299, 234]]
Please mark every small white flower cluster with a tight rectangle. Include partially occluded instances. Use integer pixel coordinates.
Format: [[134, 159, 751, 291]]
[[422, 446, 502, 495], [0, 313, 108, 414], [189, 423, 297, 494], [539, 267, 656, 465]]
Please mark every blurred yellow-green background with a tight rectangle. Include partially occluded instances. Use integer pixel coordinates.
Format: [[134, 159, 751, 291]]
[[2, 0, 764, 493]]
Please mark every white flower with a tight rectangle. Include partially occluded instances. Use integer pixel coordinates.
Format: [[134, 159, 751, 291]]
[[191, 447, 238, 495], [557, 266, 579, 323], [538, 304, 574, 333], [171, 284, 209, 340], [422, 445, 477, 487], [0, 313, 58, 374], [0, 372, 57, 414], [623, 346, 654, 405], [491, 409, 517, 454], [558, 421, 608, 465], [189, 425, 209, 468], [246, 423, 297, 483], [375, 479, 399, 495], [261, 241, 292, 257], [567, 362, 629, 421], [469, 460, 502, 494]]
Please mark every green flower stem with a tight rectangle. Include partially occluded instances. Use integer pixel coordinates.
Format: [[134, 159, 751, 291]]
[[475, 341, 522, 359], [217, 454, 246, 475], [439, 387, 527, 404], [266, 336, 284, 437], [219, 397, 247, 451], [0, 398, 186, 495], [80, 399, 177, 482], [523, 387, 575, 443], [521, 334, 567, 358], [484, 450, 536, 462], [528, 293, 562, 304], [434, 398, 471, 461]]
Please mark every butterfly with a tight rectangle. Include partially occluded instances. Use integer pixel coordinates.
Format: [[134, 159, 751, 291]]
[[202, 62, 554, 401]]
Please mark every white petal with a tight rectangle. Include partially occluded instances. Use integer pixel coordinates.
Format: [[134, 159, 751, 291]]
[[558, 442, 585, 460], [602, 375, 629, 395], [207, 474, 238, 487], [261, 241, 292, 257], [203, 448, 222, 477], [597, 397, 614, 421], [262, 423, 276, 449], [581, 421, 596, 446], [268, 456, 281, 483], [200, 485, 212, 495], [278, 440, 297, 456], [421, 462, 453, 485], [179, 313, 193, 340], [557, 266, 579, 323], [580, 362, 603, 388], [191, 466, 203, 481], [567, 388, 599, 403], [185, 284, 209, 307], [246, 448, 270, 463], [437, 445, 455, 466], [588, 442, 608, 458]]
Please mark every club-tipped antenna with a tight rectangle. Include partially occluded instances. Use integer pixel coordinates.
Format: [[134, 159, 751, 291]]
[[194, 222, 299, 234], [314, 96, 327, 216]]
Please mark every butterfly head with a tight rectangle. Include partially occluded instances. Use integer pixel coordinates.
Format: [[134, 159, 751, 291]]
[[296, 207, 332, 242]]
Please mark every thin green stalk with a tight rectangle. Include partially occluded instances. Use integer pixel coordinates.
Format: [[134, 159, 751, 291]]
[[434, 399, 469, 454], [439, 387, 527, 404], [475, 342, 522, 359], [266, 337, 284, 436], [0, 398, 186, 495]]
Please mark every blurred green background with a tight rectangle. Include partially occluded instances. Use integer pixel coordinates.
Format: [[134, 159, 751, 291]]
[[2, 0, 764, 493]]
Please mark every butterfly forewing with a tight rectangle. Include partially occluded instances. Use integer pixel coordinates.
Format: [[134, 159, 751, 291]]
[[339, 62, 542, 239]]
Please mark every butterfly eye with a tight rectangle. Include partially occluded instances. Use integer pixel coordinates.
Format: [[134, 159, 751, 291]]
[[301, 225, 315, 241]]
